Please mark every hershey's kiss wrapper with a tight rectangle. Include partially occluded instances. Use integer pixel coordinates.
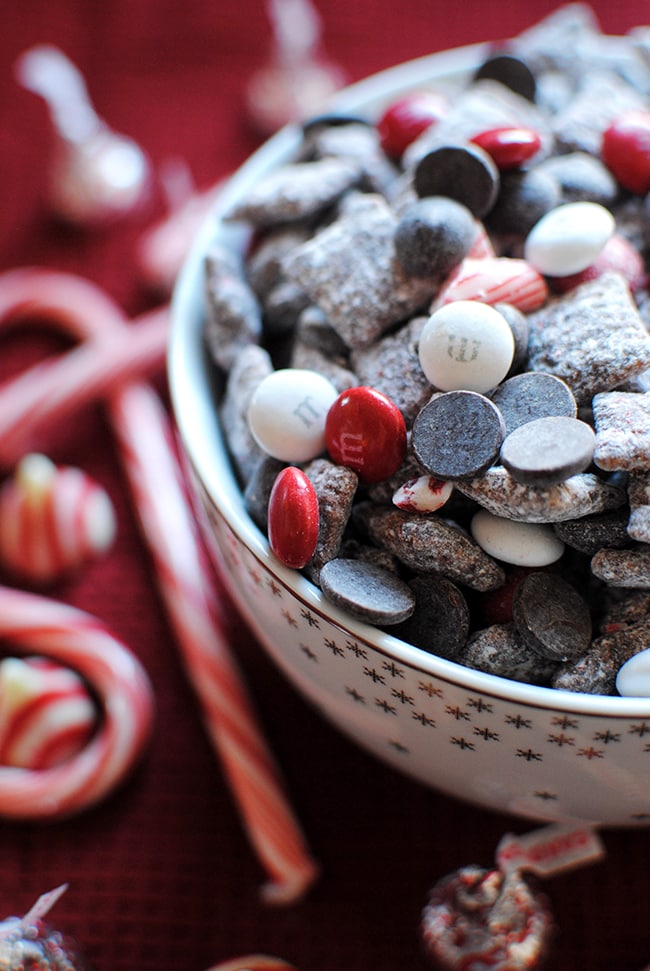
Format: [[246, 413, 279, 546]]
[[15, 44, 151, 226], [0, 885, 93, 970]]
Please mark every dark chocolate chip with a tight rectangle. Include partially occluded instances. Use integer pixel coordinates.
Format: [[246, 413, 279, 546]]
[[499, 415, 596, 486], [486, 168, 561, 237], [319, 558, 416, 625], [489, 372, 577, 436], [391, 575, 470, 660], [413, 144, 500, 219], [473, 53, 537, 102], [412, 391, 507, 480], [394, 196, 476, 278], [512, 572, 592, 662]]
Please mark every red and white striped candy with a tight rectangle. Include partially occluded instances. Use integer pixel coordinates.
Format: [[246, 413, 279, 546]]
[[0, 267, 318, 903], [0, 586, 153, 820], [547, 233, 647, 294], [392, 475, 454, 513], [435, 257, 548, 312], [0, 655, 96, 770], [0, 453, 116, 584], [467, 222, 496, 260]]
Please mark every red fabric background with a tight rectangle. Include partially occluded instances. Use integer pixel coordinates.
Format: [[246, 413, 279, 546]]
[[1, 2, 650, 970]]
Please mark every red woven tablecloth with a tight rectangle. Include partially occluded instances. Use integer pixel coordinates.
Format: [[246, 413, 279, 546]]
[[1, 2, 650, 969]]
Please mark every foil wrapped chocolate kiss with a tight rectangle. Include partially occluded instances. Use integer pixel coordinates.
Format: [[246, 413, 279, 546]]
[[15, 44, 152, 226]]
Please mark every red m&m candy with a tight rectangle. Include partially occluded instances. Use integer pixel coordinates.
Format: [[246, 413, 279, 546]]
[[377, 90, 449, 159], [325, 386, 407, 483], [470, 125, 542, 171], [268, 466, 320, 569], [602, 110, 650, 195]]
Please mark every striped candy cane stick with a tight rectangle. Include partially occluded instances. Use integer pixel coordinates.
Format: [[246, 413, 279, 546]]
[[0, 268, 168, 469], [109, 384, 318, 904], [0, 586, 153, 819], [0, 268, 318, 903], [205, 957, 297, 971]]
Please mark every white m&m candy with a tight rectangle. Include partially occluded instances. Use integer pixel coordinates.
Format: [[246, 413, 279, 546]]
[[248, 367, 339, 463], [524, 201, 615, 277], [470, 509, 564, 567], [418, 301, 514, 393]]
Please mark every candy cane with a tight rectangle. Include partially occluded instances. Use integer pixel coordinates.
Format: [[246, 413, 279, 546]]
[[0, 586, 153, 819], [109, 385, 318, 903], [0, 654, 97, 769], [0, 267, 318, 904], [205, 957, 297, 971], [0, 269, 168, 468]]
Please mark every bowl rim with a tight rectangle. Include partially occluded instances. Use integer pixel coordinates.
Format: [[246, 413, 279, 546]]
[[168, 37, 650, 719]]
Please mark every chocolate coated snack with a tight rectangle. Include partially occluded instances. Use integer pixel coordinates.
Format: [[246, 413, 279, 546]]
[[420, 864, 553, 970], [203, 7, 650, 695]]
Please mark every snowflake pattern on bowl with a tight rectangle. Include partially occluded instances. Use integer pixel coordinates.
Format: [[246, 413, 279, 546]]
[[195, 474, 650, 827]]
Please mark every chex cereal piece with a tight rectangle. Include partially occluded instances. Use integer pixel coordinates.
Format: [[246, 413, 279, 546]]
[[458, 623, 558, 686], [526, 273, 650, 405], [338, 537, 401, 575], [553, 507, 631, 554], [219, 344, 273, 483], [290, 341, 357, 393], [302, 458, 358, 584], [247, 226, 311, 299], [592, 391, 650, 471], [353, 502, 505, 592], [204, 245, 263, 371], [591, 547, 650, 588], [598, 591, 650, 633], [510, 2, 601, 73], [350, 316, 432, 426], [262, 280, 310, 338], [455, 466, 626, 524], [225, 158, 360, 227], [627, 473, 650, 542], [283, 194, 436, 349], [551, 618, 650, 694], [300, 121, 397, 195], [551, 72, 646, 155]]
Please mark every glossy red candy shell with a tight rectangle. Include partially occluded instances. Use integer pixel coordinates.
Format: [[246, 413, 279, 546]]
[[377, 91, 448, 159], [325, 386, 407, 483], [471, 125, 542, 170], [602, 110, 650, 195], [267, 467, 320, 569]]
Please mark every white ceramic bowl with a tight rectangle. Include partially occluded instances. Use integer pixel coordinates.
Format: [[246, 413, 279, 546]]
[[168, 40, 650, 828]]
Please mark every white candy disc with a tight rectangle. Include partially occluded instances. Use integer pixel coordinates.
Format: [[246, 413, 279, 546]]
[[470, 509, 565, 566], [418, 301, 515, 393], [248, 368, 339, 463], [616, 649, 650, 697], [524, 202, 615, 277]]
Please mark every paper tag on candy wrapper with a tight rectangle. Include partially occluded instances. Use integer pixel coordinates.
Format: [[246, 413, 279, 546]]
[[496, 822, 606, 878]]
